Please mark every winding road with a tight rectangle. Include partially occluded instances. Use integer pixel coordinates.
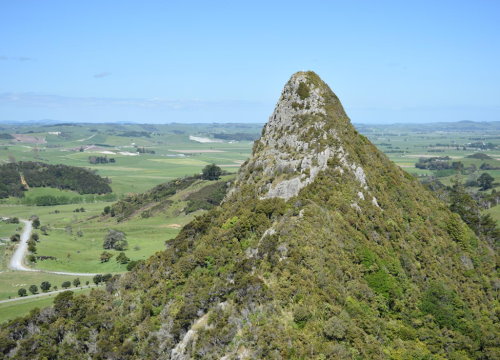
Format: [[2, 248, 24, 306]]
[[8, 219, 98, 276]]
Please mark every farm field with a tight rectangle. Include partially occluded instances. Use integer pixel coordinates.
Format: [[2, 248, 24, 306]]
[[358, 122, 500, 216], [0, 123, 258, 196]]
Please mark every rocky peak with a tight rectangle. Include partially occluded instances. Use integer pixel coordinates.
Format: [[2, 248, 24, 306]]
[[231, 71, 373, 202]]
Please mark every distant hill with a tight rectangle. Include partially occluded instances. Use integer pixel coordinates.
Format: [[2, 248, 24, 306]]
[[466, 153, 494, 160], [356, 120, 500, 133]]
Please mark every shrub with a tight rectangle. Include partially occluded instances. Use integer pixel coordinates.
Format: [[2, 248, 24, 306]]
[[201, 164, 222, 180], [293, 306, 311, 328], [421, 282, 465, 330], [10, 234, 20, 242], [100, 251, 113, 263], [116, 252, 130, 264], [126, 260, 143, 271], [365, 269, 402, 301], [297, 82, 310, 100], [323, 316, 347, 340], [93, 274, 103, 285], [32, 217, 40, 228]]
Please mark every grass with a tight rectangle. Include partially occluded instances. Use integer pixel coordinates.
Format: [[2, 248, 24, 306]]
[[0, 287, 94, 324], [33, 213, 188, 273], [485, 205, 500, 221], [0, 180, 206, 273], [0, 271, 93, 300], [0, 222, 22, 270]]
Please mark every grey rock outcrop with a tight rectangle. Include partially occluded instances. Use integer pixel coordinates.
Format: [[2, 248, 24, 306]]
[[229, 71, 372, 202]]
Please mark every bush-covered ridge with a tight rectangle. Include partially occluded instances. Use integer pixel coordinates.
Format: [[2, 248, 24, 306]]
[[0, 72, 498, 359], [107, 175, 228, 221], [0, 161, 112, 198]]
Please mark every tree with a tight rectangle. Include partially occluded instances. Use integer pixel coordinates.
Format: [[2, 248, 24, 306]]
[[10, 234, 20, 242], [478, 172, 494, 190], [30, 233, 39, 242], [32, 217, 40, 229], [73, 278, 81, 287], [116, 252, 130, 264], [53, 291, 74, 316], [18, 288, 27, 297], [103, 229, 128, 250], [201, 164, 222, 180], [102, 273, 113, 283], [93, 274, 103, 285], [29, 285, 38, 295], [449, 182, 481, 230], [28, 240, 37, 253], [100, 251, 113, 263], [61, 281, 71, 289], [127, 260, 142, 271], [40, 226, 48, 235], [40, 281, 51, 292]]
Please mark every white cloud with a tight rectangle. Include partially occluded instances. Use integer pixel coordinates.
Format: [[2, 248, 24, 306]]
[[0, 92, 261, 111]]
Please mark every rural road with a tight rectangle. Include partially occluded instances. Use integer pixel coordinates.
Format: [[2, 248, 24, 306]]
[[8, 219, 98, 276], [9, 220, 35, 272], [0, 285, 99, 305]]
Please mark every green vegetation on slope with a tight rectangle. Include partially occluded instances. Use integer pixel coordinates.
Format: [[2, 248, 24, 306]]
[[0, 71, 497, 359]]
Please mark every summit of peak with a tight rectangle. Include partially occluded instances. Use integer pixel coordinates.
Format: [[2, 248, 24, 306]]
[[230, 72, 374, 201], [267, 71, 348, 134]]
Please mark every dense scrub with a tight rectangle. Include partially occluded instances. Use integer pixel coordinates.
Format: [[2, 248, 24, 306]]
[[0, 161, 112, 198], [108, 175, 228, 221], [184, 181, 227, 213]]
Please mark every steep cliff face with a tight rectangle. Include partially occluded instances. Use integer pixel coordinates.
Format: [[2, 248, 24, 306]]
[[1, 72, 498, 360], [233, 71, 370, 201]]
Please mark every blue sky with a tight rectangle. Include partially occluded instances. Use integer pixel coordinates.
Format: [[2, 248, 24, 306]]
[[1, 0, 499, 124]]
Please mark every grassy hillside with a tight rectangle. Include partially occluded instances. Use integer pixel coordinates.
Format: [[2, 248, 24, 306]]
[[0, 175, 232, 274]]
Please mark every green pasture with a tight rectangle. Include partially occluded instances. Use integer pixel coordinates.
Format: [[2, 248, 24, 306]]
[[0, 287, 94, 324], [32, 213, 188, 273], [0, 271, 93, 300]]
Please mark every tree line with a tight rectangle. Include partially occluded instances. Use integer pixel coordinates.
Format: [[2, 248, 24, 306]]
[[0, 161, 112, 198]]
